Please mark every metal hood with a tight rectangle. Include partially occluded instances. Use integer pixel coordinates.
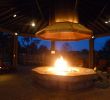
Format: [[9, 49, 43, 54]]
[[35, 0, 93, 41], [35, 22, 93, 41]]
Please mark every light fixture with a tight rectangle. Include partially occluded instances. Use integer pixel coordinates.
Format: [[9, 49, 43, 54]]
[[13, 14, 17, 18], [15, 32, 18, 36], [92, 36, 95, 39], [105, 21, 108, 24], [51, 50, 56, 54], [31, 22, 36, 27]]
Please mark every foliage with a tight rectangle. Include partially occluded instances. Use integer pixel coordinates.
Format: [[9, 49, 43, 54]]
[[38, 45, 49, 53], [81, 49, 89, 54], [0, 32, 13, 64], [18, 36, 41, 54], [99, 39, 110, 59], [61, 42, 72, 52]]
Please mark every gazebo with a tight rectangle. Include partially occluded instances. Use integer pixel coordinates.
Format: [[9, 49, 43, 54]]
[[0, 0, 110, 69]]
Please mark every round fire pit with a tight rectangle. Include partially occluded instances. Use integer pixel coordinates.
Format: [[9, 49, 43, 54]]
[[32, 66, 96, 90]]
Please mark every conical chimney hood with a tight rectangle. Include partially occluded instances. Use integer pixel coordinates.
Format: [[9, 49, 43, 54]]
[[35, 0, 93, 41]]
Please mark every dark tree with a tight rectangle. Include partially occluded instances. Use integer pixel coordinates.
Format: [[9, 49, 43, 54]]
[[0, 32, 13, 65], [18, 36, 41, 54], [38, 45, 49, 53], [96, 39, 110, 71], [100, 39, 110, 59], [103, 39, 110, 52], [81, 49, 89, 54], [61, 42, 71, 52]]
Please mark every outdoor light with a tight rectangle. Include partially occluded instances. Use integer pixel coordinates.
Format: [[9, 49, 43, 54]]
[[92, 36, 95, 39], [13, 54, 16, 58], [31, 22, 36, 27], [94, 67, 97, 71], [51, 50, 56, 54], [13, 14, 17, 18], [105, 21, 108, 24], [15, 33, 18, 36]]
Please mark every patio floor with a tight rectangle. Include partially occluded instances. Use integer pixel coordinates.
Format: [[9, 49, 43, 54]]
[[0, 65, 110, 100]]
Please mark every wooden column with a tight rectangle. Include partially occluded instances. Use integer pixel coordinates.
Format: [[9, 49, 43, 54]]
[[50, 41, 56, 65], [89, 38, 95, 68], [13, 33, 18, 68], [51, 41, 56, 54]]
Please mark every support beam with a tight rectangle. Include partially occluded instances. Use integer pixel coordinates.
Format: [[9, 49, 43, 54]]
[[51, 41, 55, 50], [19, 33, 35, 37], [12, 33, 18, 68], [89, 38, 94, 68], [0, 27, 36, 37], [51, 41, 56, 54], [0, 27, 13, 33], [95, 33, 110, 38]]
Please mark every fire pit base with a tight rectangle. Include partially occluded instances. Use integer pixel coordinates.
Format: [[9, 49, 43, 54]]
[[32, 66, 96, 90]]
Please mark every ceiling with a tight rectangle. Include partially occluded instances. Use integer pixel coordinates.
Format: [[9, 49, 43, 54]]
[[0, 0, 110, 37]]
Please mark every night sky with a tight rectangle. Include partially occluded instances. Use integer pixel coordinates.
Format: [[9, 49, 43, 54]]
[[18, 36, 110, 51]]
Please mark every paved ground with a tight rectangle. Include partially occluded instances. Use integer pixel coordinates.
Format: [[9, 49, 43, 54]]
[[0, 65, 110, 100]]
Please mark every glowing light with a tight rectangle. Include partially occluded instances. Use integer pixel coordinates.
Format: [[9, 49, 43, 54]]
[[15, 33, 18, 36], [54, 56, 68, 71], [94, 67, 97, 71], [31, 22, 36, 27], [55, 17, 78, 23], [48, 56, 79, 76], [105, 21, 108, 24], [0, 67, 2, 69], [56, 18, 74, 22], [13, 54, 16, 58], [51, 50, 56, 54], [92, 36, 95, 39], [13, 14, 17, 18]]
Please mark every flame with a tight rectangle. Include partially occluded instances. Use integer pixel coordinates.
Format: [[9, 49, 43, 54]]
[[54, 56, 68, 72], [48, 56, 79, 76]]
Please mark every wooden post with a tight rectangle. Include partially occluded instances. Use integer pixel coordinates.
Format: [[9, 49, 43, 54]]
[[51, 41, 56, 54], [50, 41, 56, 65], [89, 38, 94, 68], [51, 41, 55, 50], [12, 33, 18, 68]]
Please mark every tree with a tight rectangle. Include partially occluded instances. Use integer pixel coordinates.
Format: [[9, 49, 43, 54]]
[[18, 36, 41, 54], [38, 45, 48, 53], [0, 32, 13, 65], [100, 39, 110, 59], [81, 49, 89, 54], [61, 42, 71, 52], [103, 39, 110, 52]]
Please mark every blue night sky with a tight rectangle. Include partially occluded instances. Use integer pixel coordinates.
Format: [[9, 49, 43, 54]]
[[18, 36, 110, 51]]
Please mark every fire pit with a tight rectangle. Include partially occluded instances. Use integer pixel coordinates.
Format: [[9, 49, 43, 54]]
[[32, 57, 96, 90]]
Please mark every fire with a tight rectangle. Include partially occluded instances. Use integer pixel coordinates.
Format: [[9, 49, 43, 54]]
[[54, 56, 68, 72], [48, 56, 79, 76]]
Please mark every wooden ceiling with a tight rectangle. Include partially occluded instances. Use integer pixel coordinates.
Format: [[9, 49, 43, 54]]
[[0, 0, 110, 37]]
